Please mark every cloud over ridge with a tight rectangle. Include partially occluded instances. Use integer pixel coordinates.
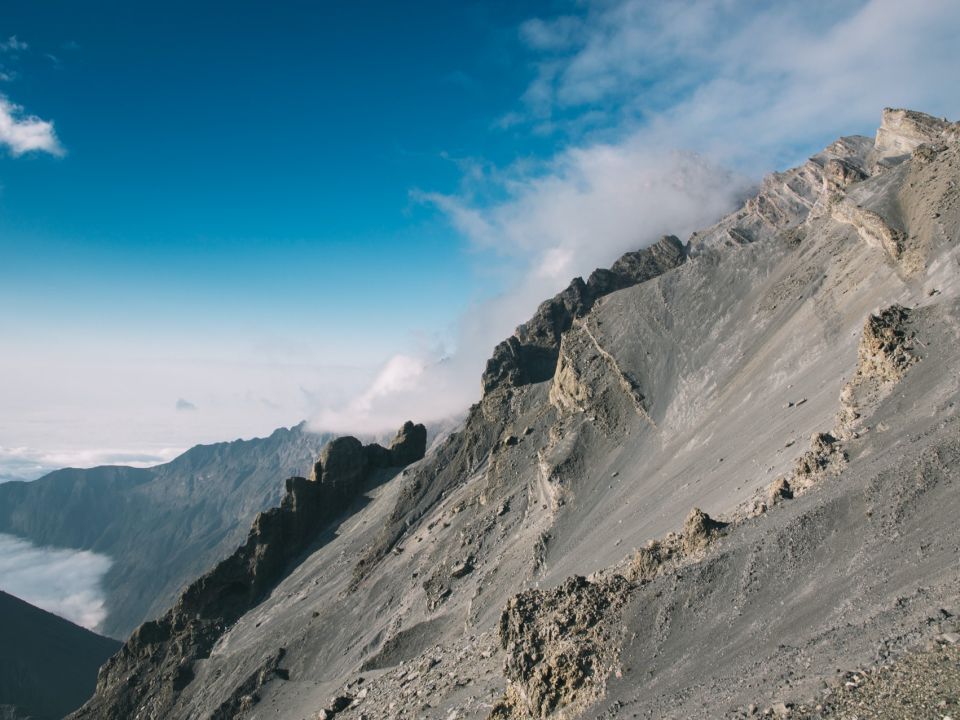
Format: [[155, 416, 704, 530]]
[[311, 0, 960, 435]]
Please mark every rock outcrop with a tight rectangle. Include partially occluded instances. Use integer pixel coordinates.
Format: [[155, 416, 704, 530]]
[[70, 423, 426, 720], [837, 304, 920, 438], [481, 235, 686, 395], [388, 420, 429, 466], [872, 107, 955, 166], [490, 575, 631, 720], [688, 134, 873, 251], [832, 200, 906, 260], [353, 236, 687, 587]]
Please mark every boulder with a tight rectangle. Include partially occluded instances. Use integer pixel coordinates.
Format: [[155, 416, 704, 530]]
[[320, 437, 367, 487], [389, 421, 427, 467]]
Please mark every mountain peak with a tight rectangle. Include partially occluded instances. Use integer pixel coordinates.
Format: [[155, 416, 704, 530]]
[[874, 107, 956, 161]]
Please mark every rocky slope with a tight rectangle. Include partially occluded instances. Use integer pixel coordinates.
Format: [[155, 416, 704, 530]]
[[0, 423, 336, 637], [74, 108, 960, 719], [70, 422, 426, 720], [0, 590, 120, 720]]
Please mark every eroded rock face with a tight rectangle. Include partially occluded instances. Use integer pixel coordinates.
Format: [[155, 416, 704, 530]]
[[208, 648, 288, 720], [319, 436, 367, 487], [689, 134, 873, 252], [857, 305, 918, 384], [70, 423, 426, 720], [681, 506, 728, 554], [389, 420, 428, 466], [481, 236, 686, 396], [491, 575, 631, 720], [789, 433, 847, 493], [626, 507, 728, 583], [873, 108, 952, 164], [488, 506, 729, 720], [832, 201, 906, 260], [837, 305, 919, 438]]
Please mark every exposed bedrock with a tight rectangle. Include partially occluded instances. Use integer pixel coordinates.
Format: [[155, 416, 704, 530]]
[[481, 234, 686, 395]]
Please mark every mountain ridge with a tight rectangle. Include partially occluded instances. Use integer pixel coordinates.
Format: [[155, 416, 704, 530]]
[[65, 107, 960, 718]]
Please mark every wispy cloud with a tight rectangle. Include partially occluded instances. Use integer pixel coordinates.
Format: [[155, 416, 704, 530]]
[[0, 36, 27, 84], [175, 398, 198, 412], [0, 533, 112, 631], [0, 36, 28, 53], [511, 0, 960, 167], [311, 0, 960, 434], [0, 95, 63, 156]]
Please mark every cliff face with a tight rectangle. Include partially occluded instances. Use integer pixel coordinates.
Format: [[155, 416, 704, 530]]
[[74, 109, 960, 720]]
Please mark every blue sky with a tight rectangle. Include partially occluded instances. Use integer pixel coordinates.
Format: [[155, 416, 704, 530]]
[[1, 0, 959, 476], [0, 1, 546, 345]]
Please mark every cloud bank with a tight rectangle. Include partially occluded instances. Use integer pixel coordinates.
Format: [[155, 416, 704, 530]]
[[311, 0, 960, 435], [0, 533, 112, 631], [0, 445, 182, 483]]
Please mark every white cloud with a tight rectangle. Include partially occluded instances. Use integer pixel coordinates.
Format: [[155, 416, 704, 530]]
[[0, 95, 63, 156], [0, 445, 183, 483], [0, 533, 112, 631], [513, 0, 960, 168]]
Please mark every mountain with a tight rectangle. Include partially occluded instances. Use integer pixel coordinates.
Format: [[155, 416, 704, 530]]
[[74, 108, 960, 719], [0, 423, 336, 638], [0, 590, 120, 720]]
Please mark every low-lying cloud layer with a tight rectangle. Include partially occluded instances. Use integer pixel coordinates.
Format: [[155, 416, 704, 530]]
[[0, 445, 182, 483], [0, 533, 112, 631], [311, 0, 960, 435]]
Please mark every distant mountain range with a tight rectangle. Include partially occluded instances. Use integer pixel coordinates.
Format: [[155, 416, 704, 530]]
[[0, 423, 335, 638], [0, 590, 119, 719]]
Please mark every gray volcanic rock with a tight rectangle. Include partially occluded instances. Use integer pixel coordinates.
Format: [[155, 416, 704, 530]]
[[318, 436, 367, 488], [0, 591, 120, 720], [389, 421, 429, 466], [68, 109, 960, 720]]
